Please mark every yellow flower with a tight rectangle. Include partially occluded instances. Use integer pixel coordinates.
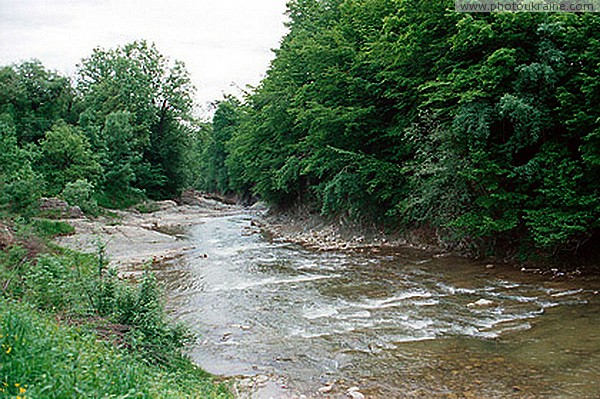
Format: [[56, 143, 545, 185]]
[[5, 346, 11, 354], [20, 386, 27, 394], [14, 383, 20, 387]]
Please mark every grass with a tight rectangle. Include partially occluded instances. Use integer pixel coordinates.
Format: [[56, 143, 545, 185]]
[[0, 299, 231, 399], [32, 219, 75, 238], [0, 216, 233, 399], [135, 201, 162, 214]]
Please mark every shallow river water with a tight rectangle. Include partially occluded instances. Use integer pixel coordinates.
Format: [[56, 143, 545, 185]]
[[154, 213, 600, 398]]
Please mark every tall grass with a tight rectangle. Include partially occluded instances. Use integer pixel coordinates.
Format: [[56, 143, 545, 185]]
[[0, 219, 232, 398], [0, 299, 231, 398]]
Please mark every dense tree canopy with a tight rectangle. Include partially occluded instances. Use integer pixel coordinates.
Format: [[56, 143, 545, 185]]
[[1, 4, 598, 260], [0, 41, 202, 211], [207, 0, 599, 257]]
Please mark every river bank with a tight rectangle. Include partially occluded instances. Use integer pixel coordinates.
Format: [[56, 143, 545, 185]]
[[257, 206, 595, 279], [47, 198, 600, 398], [55, 195, 239, 273], [157, 211, 600, 399]]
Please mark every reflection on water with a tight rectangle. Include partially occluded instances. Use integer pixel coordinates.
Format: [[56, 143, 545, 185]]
[[153, 214, 600, 398]]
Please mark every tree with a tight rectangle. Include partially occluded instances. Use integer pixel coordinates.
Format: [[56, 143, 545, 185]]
[[198, 97, 243, 194], [0, 114, 41, 213], [0, 61, 75, 145], [219, 0, 600, 257], [77, 41, 198, 200], [37, 122, 102, 195]]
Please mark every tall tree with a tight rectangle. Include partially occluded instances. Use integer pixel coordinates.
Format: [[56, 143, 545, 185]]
[[221, 0, 600, 256], [76, 41, 197, 200], [0, 61, 75, 144]]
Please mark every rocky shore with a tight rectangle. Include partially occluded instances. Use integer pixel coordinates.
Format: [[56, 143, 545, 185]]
[[55, 193, 239, 273], [256, 207, 593, 278], [256, 206, 444, 256]]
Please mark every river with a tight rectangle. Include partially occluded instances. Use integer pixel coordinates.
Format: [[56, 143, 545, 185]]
[[151, 213, 600, 398]]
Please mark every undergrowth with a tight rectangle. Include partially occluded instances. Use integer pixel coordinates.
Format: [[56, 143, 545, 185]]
[[0, 218, 231, 398]]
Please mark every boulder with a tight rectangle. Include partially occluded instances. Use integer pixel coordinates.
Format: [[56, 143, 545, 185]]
[[39, 197, 70, 213], [347, 387, 365, 399], [39, 197, 85, 219], [68, 205, 85, 219]]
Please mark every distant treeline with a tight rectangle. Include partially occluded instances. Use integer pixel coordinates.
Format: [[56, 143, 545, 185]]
[[199, 0, 600, 259], [1, 40, 206, 212]]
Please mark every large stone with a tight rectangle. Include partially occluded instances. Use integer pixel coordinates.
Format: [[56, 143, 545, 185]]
[[39, 197, 85, 219], [39, 197, 70, 213], [68, 205, 85, 219], [347, 387, 365, 399], [467, 299, 494, 308]]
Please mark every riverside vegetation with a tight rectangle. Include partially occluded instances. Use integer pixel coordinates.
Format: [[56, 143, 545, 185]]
[[0, 41, 231, 397], [200, 0, 600, 265], [1, 0, 599, 397], [0, 230, 231, 398]]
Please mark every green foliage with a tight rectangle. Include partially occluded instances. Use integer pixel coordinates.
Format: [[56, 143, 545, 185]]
[[198, 97, 244, 194], [0, 299, 232, 399], [98, 111, 145, 201], [32, 219, 75, 239], [218, 0, 600, 257], [0, 60, 75, 144], [37, 122, 102, 195], [1, 43, 203, 213], [0, 229, 230, 397], [61, 179, 99, 216], [77, 40, 199, 199], [0, 114, 41, 214]]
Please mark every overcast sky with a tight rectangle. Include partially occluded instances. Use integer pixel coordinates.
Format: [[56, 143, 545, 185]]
[[0, 0, 289, 115]]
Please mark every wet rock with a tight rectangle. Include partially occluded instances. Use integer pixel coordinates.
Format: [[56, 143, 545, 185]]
[[231, 324, 251, 331], [467, 299, 494, 307], [347, 387, 365, 399], [155, 200, 178, 210], [220, 332, 233, 342], [318, 383, 335, 394], [255, 375, 270, 386]]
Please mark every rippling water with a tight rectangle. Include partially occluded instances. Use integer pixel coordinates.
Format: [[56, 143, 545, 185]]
[[153, 214, 600, 398]]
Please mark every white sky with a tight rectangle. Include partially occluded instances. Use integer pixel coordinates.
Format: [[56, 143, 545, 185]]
[[0, 0, 289, 116]]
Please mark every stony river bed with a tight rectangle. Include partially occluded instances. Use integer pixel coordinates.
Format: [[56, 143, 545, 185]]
[[144, 213, 599, 398]]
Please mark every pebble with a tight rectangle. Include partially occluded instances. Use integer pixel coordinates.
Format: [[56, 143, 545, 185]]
[[317, 384, 334, 394], [220, 332, 232, 341], [255, 375, 270, 385], [347, 387, 365, 399]]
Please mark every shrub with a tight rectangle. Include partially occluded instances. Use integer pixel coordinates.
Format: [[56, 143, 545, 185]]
[[61, 178, 99, 216]]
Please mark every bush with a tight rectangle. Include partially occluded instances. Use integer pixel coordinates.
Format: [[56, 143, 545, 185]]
[[0, 233, 231, 397], [0, 115, 42, 215], [61, 179, 99, 216]]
